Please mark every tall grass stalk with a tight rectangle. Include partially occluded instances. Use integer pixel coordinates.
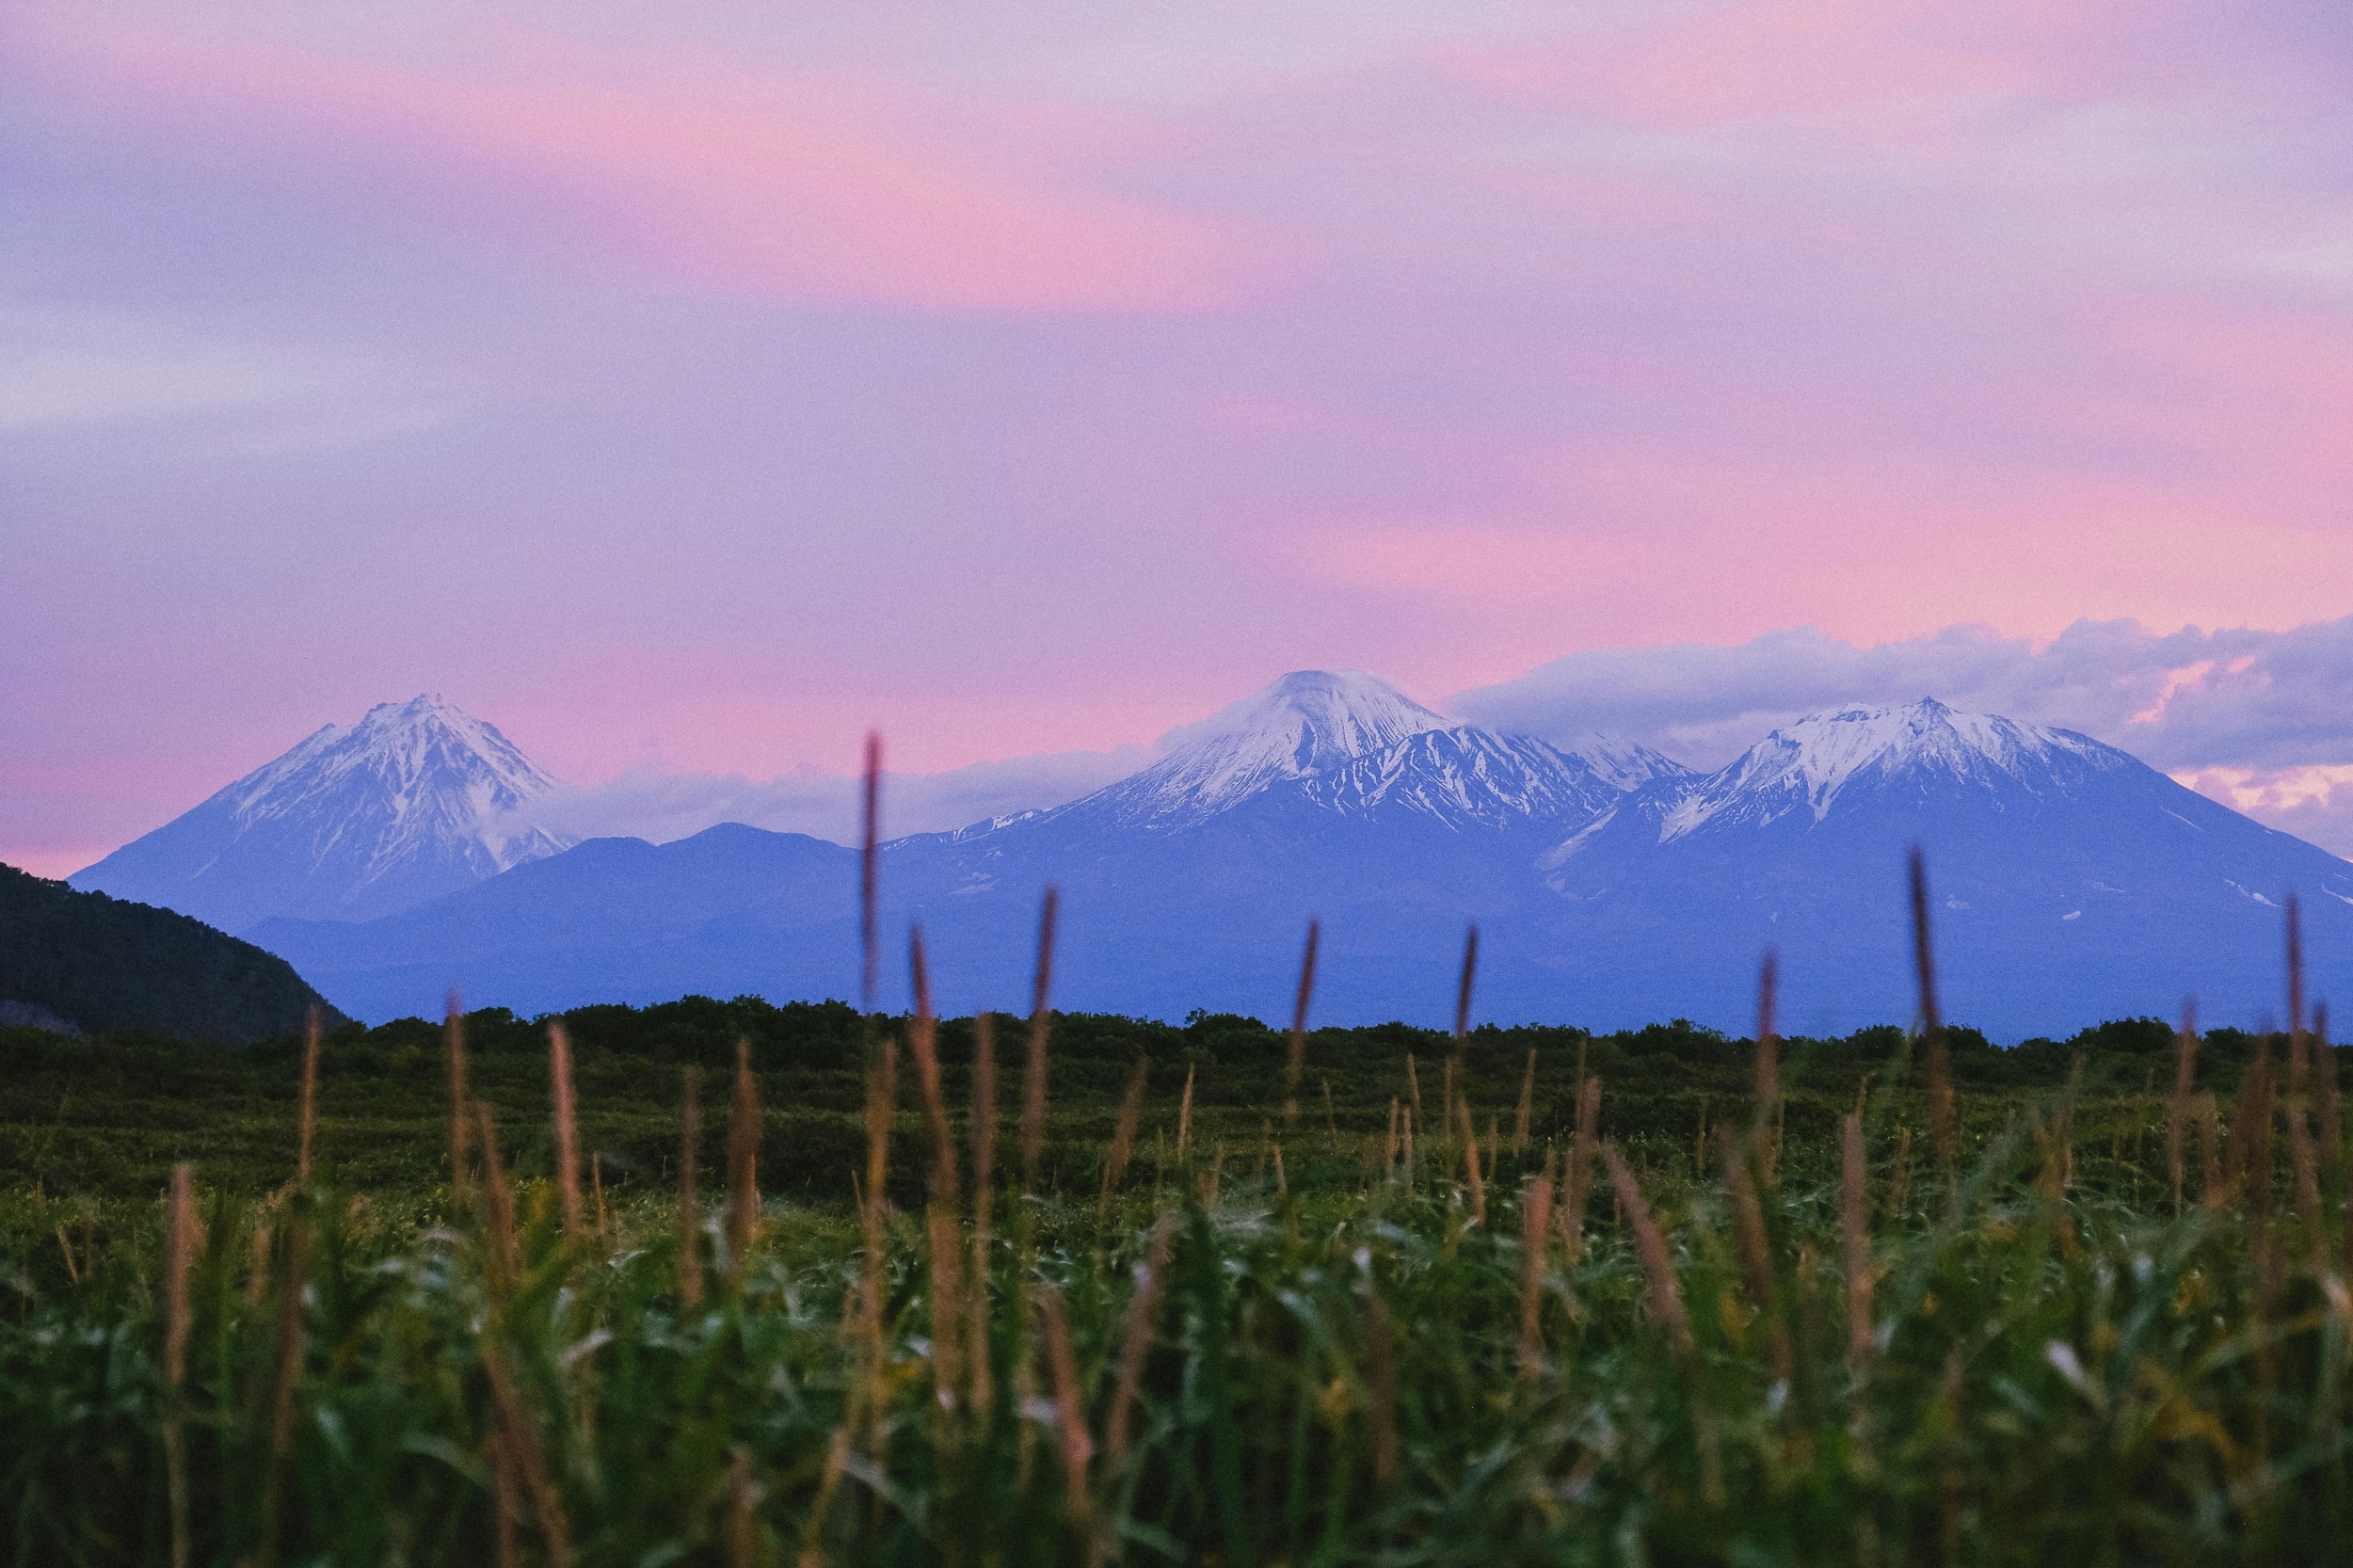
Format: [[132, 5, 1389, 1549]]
[[1604, 1143, 1692, 1362], [1446, 924, 1478, 1147], [445, 992, 471, 1203], [1024, 889, 1057, 1193], [856, 1036, 898, 1433], [861, 731, 881, 1008], [728, 1037, 761, 1272], [1842, 1108, 1873, 1377], [1752, 952, 1780, 1179], [969, 1010, 998, 1413], [549, 1019, 582, 1239], [1101, 1059, 1147, 1213], [907, 931, 967, 1406], [727, 1448, 758, 1568], [474, 1101, 520, 1289], [484, 1346, 571, 1565], [1726, 1137, 1791, 1380], [296, 1006, 320, 1189], [1513, 1049, 1535, 1154], [1456, 1095, 1486, 1225], [1036, 1284, 1093, 1552], [1557, 1074, 1600, 1263], [1516, 1173, 1553, 1376], [1911, 849, 1958, 1188], [1284, 920, 1318, 1127], [1176, 1062, 1194, 1164]]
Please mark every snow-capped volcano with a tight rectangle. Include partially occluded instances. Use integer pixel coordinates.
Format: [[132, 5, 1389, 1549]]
[[1004, 668, 1683, 838], [1071, 670, 1457, 830], [73, 695, 573, 931], [1533, 696, 2353, 1033], [266, 670, 1694, 1023], [247, 682, 2353, 1039], [1658, 698, 2125, 840]]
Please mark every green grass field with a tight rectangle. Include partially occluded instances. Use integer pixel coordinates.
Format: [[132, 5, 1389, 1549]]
[[0, 992, 2343, 1565]]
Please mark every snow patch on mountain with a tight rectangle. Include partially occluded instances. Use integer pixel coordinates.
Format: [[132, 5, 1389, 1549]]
[[225, 696, 568, 872], [1300, 728, 1682, 832], [1657, 697, 2125, 841]]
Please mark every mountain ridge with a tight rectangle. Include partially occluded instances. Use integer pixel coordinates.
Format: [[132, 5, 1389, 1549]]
[[1, 862, 345, 1043], [155, 680, 2353, 1038], [1523, 698, 2353, 1032]]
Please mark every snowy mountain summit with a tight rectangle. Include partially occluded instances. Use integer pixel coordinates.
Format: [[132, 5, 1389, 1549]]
[[1659, 697, 2122, 840], [73, 696, 573, 931], [911, 668, 1693, 879], [1030, 668, 1689, 837], [1076, 670, 1457, 830]]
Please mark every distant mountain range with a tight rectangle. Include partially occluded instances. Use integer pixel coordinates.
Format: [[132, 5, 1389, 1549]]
[[186, 671, 2353, 1039], [0, 863, 343, 1043], [72, 695, 572, 931], [1529, 700, 2353, 1034]]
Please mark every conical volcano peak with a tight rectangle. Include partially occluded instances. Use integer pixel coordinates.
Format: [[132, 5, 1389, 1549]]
[[72, 696, 573, 930], [234, 695, 557, 816], [1074, 669, 1452, 830], [1174, 669, 1450, 769]]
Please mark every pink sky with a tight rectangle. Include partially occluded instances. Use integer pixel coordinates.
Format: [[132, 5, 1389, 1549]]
[[3, 0, 2351, 874]]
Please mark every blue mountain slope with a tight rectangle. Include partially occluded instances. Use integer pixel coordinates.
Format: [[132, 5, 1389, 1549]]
[[257, 680, 1674, 1024], [241, 682, 2352, 1039], [837, 720, 1683, 1020], [1518, 701, 2353, 1034], [72, 696, 571, 931], [255, 824, 858, 1018]]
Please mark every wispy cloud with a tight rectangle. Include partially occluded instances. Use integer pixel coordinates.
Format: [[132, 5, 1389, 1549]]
[[1450, 616, 2353, 855], [21, 15, 1283, 313], [495, 744, 1153, 849], [0, 307, 459, 482]]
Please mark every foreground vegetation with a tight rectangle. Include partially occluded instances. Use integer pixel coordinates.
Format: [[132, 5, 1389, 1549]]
[[0, 990, 2269, 1207], [3, 962, 2347, 1566]]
